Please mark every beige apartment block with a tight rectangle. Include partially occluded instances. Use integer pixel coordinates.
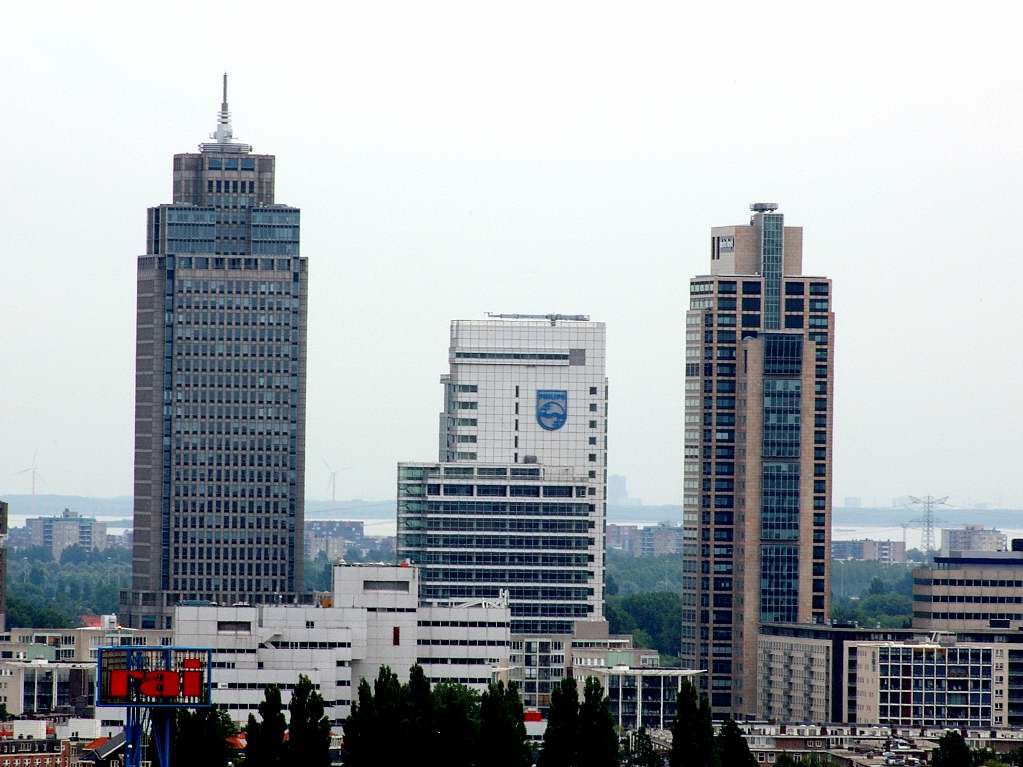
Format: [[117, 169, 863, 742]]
[[913, 550, 1023, 630], [683, 204, 834, 716], [849, 640, 1008, 729]]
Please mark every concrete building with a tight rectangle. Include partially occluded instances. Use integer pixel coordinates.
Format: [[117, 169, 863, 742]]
[[574, 665, 701, 731], [832, 539, 906, 564], [940, 525, 1007, 556], [304, 520, 367, 561], [682, 203, 835, 715], [757, 623, 921, 724], [0, 621, 170, 664], [606, 523, 683, 557], [397, 314, 607, 710], [123, 76, 308, 629], [568, 619, 660, 673], [0, 661, 96, 717], [605, 524, 642, 555], [851, 639, 1007, 729], [172, 563, 510, 729], [26, 508, 106, 560], [912, 548, 1023, 631], [757, 622, 1023, 728]]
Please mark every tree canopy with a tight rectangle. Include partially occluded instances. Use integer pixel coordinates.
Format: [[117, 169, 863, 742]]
[[342, 666, 529, 767], [539, 677, 618, 767]]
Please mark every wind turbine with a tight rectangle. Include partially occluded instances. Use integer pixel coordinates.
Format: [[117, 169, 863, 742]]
[[322, 460, 352, 503], [16, 450, 44, 517]]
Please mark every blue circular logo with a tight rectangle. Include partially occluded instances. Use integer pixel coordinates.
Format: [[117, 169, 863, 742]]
[[538, 400, 567, 431]]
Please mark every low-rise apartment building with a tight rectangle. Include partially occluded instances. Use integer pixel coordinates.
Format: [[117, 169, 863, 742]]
[[940, 526, 1007, 556], [832, 539, 906, 564], [758, 623, 1023, 729], [25, 509, 107, 560]]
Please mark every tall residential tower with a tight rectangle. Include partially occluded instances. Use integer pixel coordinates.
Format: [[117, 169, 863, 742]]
[[122, 77, 307, 628], [398, 315, 607, 709], [681, 204, 834, 715]]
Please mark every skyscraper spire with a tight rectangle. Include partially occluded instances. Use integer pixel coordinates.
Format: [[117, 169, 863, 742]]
[[212, 72, 233, 144]]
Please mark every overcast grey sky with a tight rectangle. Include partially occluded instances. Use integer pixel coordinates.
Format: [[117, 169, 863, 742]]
[[2, 1, 1022, 508]]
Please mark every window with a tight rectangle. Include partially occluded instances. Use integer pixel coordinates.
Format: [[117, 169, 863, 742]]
[[589, 403, 598, 412], [393, 627, 401, 646], [217, 621, 251, 632], [785, 282, 805, 295], [365, 580, 410, 592], [589, 387, 598, 395], [588, 454, 597, 462]]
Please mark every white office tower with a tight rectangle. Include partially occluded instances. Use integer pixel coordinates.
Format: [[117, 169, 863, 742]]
[[172, 564, 510, 730], [398, 314, 608, 711]]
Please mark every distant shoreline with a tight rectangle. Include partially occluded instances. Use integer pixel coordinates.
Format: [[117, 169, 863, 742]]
[[3, 494, 1020, 532]]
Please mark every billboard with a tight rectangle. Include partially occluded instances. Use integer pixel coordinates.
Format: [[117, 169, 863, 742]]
[[96, 646, 212, 708]]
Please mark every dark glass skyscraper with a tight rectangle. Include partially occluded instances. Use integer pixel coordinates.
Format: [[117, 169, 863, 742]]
[[680, 204, 834, 716], [122, 77, 307, 629]]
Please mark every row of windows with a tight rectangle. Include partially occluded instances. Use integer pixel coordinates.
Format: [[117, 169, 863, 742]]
[[208, 178, 256, 194], [207, 157, 257, 170], [426, 484, 581, 498], [454, 352, 569, 361], [416, 639, 508, 646], [176, 278, 298, 295], [915, 595, 1023, 604], [401, 535, 594, 550], [691, 280, 829, 296], [402, 501, 594, 517], [915, 578, 1023, 588], [422, 568, 591, 583], [402, 518, 592, 534], [410, 552, 591, 567]]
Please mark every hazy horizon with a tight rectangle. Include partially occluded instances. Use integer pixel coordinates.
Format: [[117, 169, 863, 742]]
[[4, 2, 1023, 508]]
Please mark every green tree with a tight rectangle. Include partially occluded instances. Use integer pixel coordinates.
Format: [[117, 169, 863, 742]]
[[244, 685, 287, 767], [578, 677, 618, 767], [625, 728, 663, 767], [340, 679, 376, 767], [933, 731, 972, 767], [540, 677, 580, 766], [287, 675, 331, 766], [479, 681, 530, 767], [173, 706, 236, 767], [434, 683, 480, 767], [715, 718, 756, 767], [401, 664, 434, 757], [670, 680, 716, 767], [774, 755, 798, 767], [606, 591, 684, 659], [867, 576, 889, 595]]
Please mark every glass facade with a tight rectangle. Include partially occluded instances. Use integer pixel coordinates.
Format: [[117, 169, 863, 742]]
[[874, 645, 995, 728], [761, 213, 784, 330], [760, 334, 802, 623], [127, 98, 307, 629]]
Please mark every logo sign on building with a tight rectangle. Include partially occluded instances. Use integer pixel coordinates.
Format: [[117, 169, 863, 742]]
[[536, 390, 568, 431], [96, 647, 212, 708]]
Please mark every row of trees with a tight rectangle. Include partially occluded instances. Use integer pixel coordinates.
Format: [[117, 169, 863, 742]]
[[342, 665, 530, 766], [241, 674, 331, 766]]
